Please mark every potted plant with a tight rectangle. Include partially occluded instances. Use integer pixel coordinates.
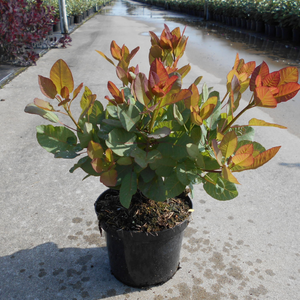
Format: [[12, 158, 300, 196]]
[[24, 24, 300, 287]]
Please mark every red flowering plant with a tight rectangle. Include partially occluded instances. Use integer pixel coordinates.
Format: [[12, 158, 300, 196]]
[[25, 24, 300, 208]]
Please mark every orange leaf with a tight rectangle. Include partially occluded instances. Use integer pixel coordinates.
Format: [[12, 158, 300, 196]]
[[235, 143, 254, 156], [191, 110, 203, 126], [232, 153, 254, 167], [254, 86, 277, 108], [184, 83, 199, 108], [33, 98, 54, 111], [91, 158, 104, 173], [166, 89, 191, 106], [222, 166, 240, 184], [219, 131, 237, 159], [61, 86, 69, 99], [150, 59, 169, 84], [72, 83, 83, 100], [278, 66, 299, 86], [246, 146, 281, 170], [200, 104, 215, 120], [38, 75, 57, 99], [50, 59, 74, 94], [110, 40, 122, 60], [239, 61, 256, 77], [262, 71, 280, 87], [274, 82, 300, 103], [107, 81, 124, 103], [232, 53, 240, 71], [128, 46, 140, 61]]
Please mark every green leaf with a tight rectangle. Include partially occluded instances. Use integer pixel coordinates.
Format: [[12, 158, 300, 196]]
[[69, 156, 99, 176], [139, 176, 166, 202], [25, 104, 60, 123], [79, 87, 96, 120], [106, 128, 137, 156], [157, 133, 192, 160], [234, 126, 255, 142], [176, 160, 197, 186], [140, 167, 156, 183], [186, 143, 199, 158], [117, 104, 140, 132], [117, 157, 132, 165], [78, 122, 94, 148], [155, 165, 174, 177], [102, 119, 123, 128], [202, 151, 221, 170], [173, 103, 185, 126], [106, 105, 118, 118], [87, 100, 104, 125], [36, 125, 81, 158], [131, 148, 162, 169], [148, 127, 171, 139], [203, 173, 238, 200], [202, 83, 209, 102], [164, 174, 186, 198], [120, 172, 137, 208]]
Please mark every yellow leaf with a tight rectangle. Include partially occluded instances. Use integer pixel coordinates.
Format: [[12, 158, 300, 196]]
[[249, 118, 287, 129], [50, 59, 74, 95], [88, 141, 103, 159], [222, 166, 240, 184], [96, 50, 116, 67], [219, 131, 237, 159], [105, 148, 114, 163], [212, 139, 222, 166]]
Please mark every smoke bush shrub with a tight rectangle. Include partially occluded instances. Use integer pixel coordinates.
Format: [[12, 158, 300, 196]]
[[0, 0, 58, 66]]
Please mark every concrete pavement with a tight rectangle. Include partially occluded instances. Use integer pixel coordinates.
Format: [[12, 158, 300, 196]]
[[1, 0, 300, 299]]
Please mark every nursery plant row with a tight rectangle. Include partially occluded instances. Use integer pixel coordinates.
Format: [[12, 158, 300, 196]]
[[0, 0, 110, 66], [135, 0, 300, 43]]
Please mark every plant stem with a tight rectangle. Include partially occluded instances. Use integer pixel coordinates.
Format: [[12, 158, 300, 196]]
[[222, 103, 253, 133], [221, 92, 229, 104]]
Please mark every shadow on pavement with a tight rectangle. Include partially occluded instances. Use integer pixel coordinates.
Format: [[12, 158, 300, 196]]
[[0, 242, 139, 299]]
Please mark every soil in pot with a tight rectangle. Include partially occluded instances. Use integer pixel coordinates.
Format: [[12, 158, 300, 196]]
[[94, 189, 192, 287]]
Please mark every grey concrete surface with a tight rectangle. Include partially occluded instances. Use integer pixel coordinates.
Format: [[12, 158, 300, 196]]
[[1, 1, 300, 299]]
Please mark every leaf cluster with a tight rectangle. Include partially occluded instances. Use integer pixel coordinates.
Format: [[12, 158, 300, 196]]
[[25, 24, 300, 208]]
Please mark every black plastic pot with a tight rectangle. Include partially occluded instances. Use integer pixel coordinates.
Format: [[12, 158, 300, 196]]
[[94, 189, 192, 287]]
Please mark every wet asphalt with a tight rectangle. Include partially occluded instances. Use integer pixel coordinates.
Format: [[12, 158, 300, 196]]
[[0, 0, 300, 299]]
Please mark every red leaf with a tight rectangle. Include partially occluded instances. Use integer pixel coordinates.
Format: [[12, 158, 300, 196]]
[[275, 82, 300, 103], [38, 75, 57, 99], [250, 61, 269, 91]]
